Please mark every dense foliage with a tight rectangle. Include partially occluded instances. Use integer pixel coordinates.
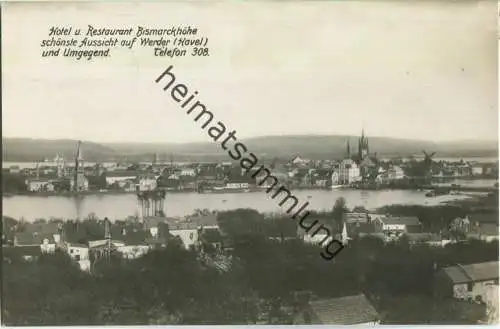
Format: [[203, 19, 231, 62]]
[[3, 229, 497, 325]]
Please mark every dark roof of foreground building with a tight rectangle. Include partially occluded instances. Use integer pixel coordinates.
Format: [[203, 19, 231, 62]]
[[4, 245, 42, 258], [442, 261, 499, 284], [24, 222, 62, 235], [380, 216, 420, 226], [202, 227, 223, 243], [14, 232, 56, 246], [295, 293, 379, 325]]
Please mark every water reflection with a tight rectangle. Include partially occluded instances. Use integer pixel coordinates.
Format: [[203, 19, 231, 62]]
[[2, 188, 475, 222]]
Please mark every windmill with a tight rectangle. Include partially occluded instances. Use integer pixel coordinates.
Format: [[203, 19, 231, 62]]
[[270, 157, 278, 170], [422, 150, 436, 171]]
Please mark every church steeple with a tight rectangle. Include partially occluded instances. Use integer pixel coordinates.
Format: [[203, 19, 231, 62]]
[[346, 140, 351, 158], [358, 128, 369, 160]]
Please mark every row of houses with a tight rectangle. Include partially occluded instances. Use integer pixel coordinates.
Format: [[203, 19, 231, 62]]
[[298, 212, 499, 247], [6, 211, 498, 267], [4, 213, 223, 271], [3, 213, 498, 324], [10, 156, 499, 194]]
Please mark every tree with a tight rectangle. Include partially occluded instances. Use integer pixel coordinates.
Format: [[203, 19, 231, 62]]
[[2, 173, 27, 193], [352, 206, 367, 213]]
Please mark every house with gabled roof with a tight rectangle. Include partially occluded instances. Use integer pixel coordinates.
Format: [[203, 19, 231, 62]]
[[373, 216, 421, 234], [200, 227, 224, 252], [435, 261, 499, 303], [290, 155, 310, 167], [104, 170, 140, 186], [467, 223, 499, 242], [168, 222, 199, 250], [293, 293, 380, 325], [65, 242, 91, 271], [3, 245, 42, 262], [14, 232, 58, 253]]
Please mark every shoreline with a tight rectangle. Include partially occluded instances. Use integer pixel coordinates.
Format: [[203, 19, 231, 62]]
[[2, 193, 495, 223], [2, 184, 497, 198]]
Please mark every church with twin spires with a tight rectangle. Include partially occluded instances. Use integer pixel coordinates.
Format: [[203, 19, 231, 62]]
[[332, 129, 378, 186]]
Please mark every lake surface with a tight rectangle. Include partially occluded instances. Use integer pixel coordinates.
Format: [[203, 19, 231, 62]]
[[2, 188, 474, 222], [436, 178, 498, 188]]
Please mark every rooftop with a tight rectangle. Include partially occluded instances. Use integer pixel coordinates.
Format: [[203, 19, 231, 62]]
[[443, 261, 499, 284], [14, 232, 56, 246], [297, 294, 379, 325], [201, 228, 223, 243], [381, 216, 420, 226], [476, 223, 499, 236], [25, 222, 62, 235], [169, 222, 198, 231]]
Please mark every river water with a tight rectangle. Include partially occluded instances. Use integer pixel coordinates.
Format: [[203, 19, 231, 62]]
[[2, 185, 486, 222]]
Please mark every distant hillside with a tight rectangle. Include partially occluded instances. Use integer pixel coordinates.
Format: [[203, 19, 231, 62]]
[[2, 135, 498, 163], [2, 138, 117, 162], [106, 135, 498, 161]]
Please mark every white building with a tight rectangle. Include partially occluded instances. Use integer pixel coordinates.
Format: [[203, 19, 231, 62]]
[[105, 171, 138, 186], [138, 174, 158, 191], [303, 233, 334, 246], [471, 165, 484, 176], [40, 237, 57, 253], [169, 223, 199, 249], [116, 245, 150, 259], [335, 159, 361, 185], [291, 156, 310, 166], [387, 165, 405, 181], [484, 284, 499, 324], [67, 243, 89, 262], [376, 216, 421, 233], [66, 243, 91, 271], [26, 179, 55, 192], [180, 168, 197, 176], [437, 261, 499, 303], [225, 182, 249, 189]]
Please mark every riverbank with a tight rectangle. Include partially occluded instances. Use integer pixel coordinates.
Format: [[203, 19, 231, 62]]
[[3, 180, 497, 198]]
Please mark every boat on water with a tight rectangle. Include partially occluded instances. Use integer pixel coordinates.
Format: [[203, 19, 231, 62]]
[[200, 186, 253, 194], [425, 187, 450, 197]]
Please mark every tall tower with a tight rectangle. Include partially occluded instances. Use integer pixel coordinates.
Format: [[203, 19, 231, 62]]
[[345, 140, 351, 158], [56, 154, 65, 178], [358, 129, 369, 160], [104, 217, 112, 264], [77, 144, 84, 174], [74, 141, 85, 191]]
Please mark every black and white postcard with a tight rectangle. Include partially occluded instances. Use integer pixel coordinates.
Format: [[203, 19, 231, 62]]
[[1, 1, 499, 325]]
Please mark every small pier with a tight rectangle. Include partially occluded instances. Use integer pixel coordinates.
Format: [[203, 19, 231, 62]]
[[137, 189, 166, 217]]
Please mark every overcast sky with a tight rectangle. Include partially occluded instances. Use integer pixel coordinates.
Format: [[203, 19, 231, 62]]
[[2, 1, 498, 143]]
